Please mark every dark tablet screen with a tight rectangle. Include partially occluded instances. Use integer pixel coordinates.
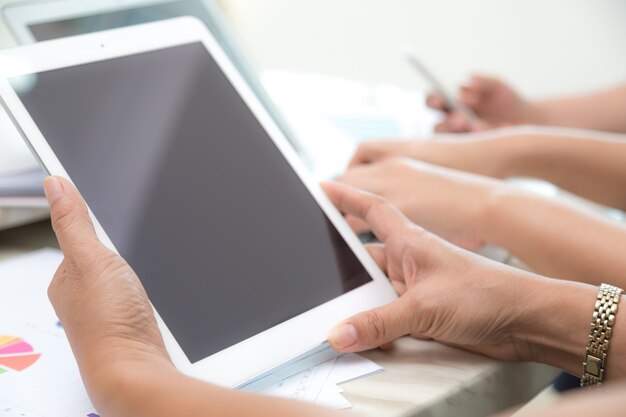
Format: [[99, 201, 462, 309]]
[[11, 42, 372, 362]]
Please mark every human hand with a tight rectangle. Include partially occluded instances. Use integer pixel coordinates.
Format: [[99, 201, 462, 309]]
[[338, 158, 508, 250], [43, 176, 345, 417], [44, 176, 172, 406], [323, 181, 544, 361], [347, 135, 524, 179], [427, 75, 536, 133]]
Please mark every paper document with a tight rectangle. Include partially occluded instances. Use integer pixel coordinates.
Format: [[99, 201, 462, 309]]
[[0, 249, 95, 417], [0, 250, 383, 416], [259, 353, 382, 409]]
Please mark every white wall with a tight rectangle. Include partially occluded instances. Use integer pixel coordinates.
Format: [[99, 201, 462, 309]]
[[224, 0, 626, 98]]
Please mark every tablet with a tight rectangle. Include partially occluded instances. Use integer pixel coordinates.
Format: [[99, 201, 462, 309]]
[[0, 17, 397, 388]]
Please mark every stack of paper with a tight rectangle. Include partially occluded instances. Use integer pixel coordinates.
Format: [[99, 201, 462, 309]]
[[0, 249, 383, 416], [260, 353, 382, 409]]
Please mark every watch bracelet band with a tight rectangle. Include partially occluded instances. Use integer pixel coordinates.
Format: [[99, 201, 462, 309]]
[[581, 283, 623, 387]]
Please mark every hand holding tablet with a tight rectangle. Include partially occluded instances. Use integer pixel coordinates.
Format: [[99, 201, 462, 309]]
[[0, 17, 397, 387]]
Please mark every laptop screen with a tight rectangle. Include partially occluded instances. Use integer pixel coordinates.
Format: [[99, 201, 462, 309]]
[[20, 0, 305, 164], [28, 1, 214, 42]]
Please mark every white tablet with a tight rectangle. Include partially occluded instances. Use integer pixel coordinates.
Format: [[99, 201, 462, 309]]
[[0, 17, 397, 388]]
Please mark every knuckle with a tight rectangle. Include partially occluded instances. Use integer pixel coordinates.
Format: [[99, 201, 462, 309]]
[[397, 218, 427, 241], [368, 196, 389, 217], [407, 224, 429, 241]]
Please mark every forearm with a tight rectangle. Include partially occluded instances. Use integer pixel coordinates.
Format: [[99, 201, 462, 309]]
[[86, 359, 341, 417], [529, 83, 626, 133], [499, 133, 626, 210], [482, 187, 626, 286], [514, 276, 626, 382]]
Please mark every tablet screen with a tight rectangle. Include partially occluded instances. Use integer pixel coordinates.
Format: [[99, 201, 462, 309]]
[[11, 43, 372, 362]]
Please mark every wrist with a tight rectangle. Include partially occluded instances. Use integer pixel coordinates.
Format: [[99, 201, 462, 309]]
[[86, 353, 176, 416], [511, 277, 597, 374], [78, 337, 174, 405]]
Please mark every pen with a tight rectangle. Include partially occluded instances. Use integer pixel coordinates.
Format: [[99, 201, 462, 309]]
[[404, 52, 479, 124]]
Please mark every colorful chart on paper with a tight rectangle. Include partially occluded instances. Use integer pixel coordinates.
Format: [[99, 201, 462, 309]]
[[0, 336, 41, 374]]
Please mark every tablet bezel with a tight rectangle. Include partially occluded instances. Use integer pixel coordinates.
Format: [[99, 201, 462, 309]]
[[0, 17, 398, 388]]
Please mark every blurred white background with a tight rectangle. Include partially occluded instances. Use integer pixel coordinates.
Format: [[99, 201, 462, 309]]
[[1, 0, 625, 180], [1, 0, 625, 97], [222, 0, 626, 98]]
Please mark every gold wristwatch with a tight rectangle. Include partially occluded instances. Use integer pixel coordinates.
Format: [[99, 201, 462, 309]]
[[581, 283, 623, 387]]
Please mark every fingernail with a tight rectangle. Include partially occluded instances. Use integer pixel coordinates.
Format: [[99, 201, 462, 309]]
[[43, 176, 64, 204], [329, 324, 357, 349]]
